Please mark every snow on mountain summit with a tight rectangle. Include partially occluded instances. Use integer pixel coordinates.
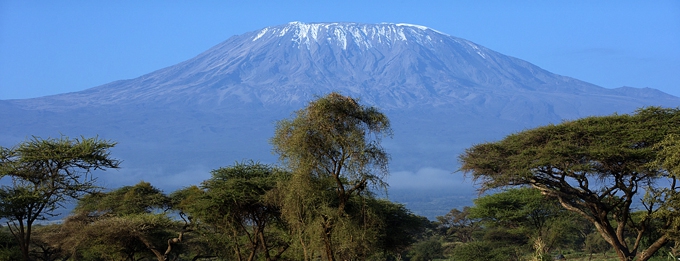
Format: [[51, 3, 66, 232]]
[[251, 22, 447, 50]]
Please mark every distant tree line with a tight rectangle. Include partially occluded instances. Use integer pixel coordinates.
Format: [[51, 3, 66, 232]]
[[1, 94, 678, 261]]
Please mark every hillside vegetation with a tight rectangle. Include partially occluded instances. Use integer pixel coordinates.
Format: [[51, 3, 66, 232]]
[[1, 94, 678, 261]]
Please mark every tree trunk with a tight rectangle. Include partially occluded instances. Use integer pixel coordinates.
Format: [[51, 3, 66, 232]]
[[577, 210, 634, 261], [636, 235, 669, 261], [7, 220, 31, 261], [322, 218, 335, 261], [247, 244, 258, 261], [607, 234, 633, 261], [299, 232, 309, 261], [136, 235, 166, 261], [323, 236, 335, 261], [259, 228, 272, 261]]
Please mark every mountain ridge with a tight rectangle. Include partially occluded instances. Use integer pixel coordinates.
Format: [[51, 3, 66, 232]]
[[2, 22, 678, 218]]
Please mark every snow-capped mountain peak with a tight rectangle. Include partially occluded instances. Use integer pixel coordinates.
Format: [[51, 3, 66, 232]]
[[251, 21, 445, 50], [10, 21, 677, 114]]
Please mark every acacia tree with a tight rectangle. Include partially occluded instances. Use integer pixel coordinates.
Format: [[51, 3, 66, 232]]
[[467, 187, 587, 256], [649, 133, 680, 256], [0, 136, 120, 261], [436, 207, 480, 243], [173, 161, 290, 261], [459, 107, 680, 261], [369, 199, 430, 260], [41, 181, 173, 260], [76, 181, 171, 216], [270, 92, 392, 261], [49, 181, 193, 261], [46, 212, 178, 261], [468, 188, 561, 231]]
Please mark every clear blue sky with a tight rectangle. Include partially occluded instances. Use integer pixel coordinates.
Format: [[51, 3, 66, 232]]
[[1, 1, 679, 99]]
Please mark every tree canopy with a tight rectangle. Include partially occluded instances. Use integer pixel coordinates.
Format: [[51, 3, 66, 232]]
[[271, 92, 392, 209], [0, 136, 120, 261], [270, 92, 392, 261], [459, 107, 680, 261], [43, 181, 196, 261], [172, 161, 289, 261], [76, 181, 170, 216]]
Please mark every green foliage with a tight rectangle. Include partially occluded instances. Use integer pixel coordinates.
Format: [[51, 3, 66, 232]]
[[0, 136, 120, 261], [652, 134, 680, 178], [51, 212, 176, 261], [271, 93, 393, 261], [649, 134, 680, 243], [0, 136, 120, 219], [540, 211, 593, 252], [34, 182, 196, 261], [455, 188, 589, 256], [0, 227, 20, 261], [77, 181, 170, 216], [459, 107, 680, 261], [469, 187, 561, 231], [173, 161, 289, 261], [436, 206, 480, 243], [585, 231, 612, 256], [271, 92, 392, 203], [483, 226, 530, 249], [368, 199, 430, 259], [461, 107, 680, 191], [450, 240, 522, 261], [408, 237, 444, 261]]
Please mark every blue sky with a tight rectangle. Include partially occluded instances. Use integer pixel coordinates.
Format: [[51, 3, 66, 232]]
[[1, 1, 679, 99]]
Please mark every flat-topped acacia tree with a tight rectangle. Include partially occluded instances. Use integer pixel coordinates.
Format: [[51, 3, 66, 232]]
[[0, 136, 120, 261], [459, 107, 680, 261]]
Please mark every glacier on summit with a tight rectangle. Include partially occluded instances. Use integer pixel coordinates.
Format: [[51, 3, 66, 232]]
[[251, 21, 451, 50]]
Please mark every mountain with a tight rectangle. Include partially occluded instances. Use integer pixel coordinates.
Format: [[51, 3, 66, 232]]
[[2, 22, 678, 219]]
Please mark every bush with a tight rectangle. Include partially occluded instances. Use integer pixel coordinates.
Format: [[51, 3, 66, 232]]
[[0, 229, 20, 261], [450, 241, 523, 261], [408, 237, 444, 261]]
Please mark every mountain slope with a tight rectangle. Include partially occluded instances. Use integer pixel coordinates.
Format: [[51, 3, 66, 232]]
[[11, 22, 676, 112], [2, 22, 678, 219]]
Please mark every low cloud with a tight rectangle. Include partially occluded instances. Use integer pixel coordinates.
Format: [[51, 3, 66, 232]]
[[386, 167, 477, 190]]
